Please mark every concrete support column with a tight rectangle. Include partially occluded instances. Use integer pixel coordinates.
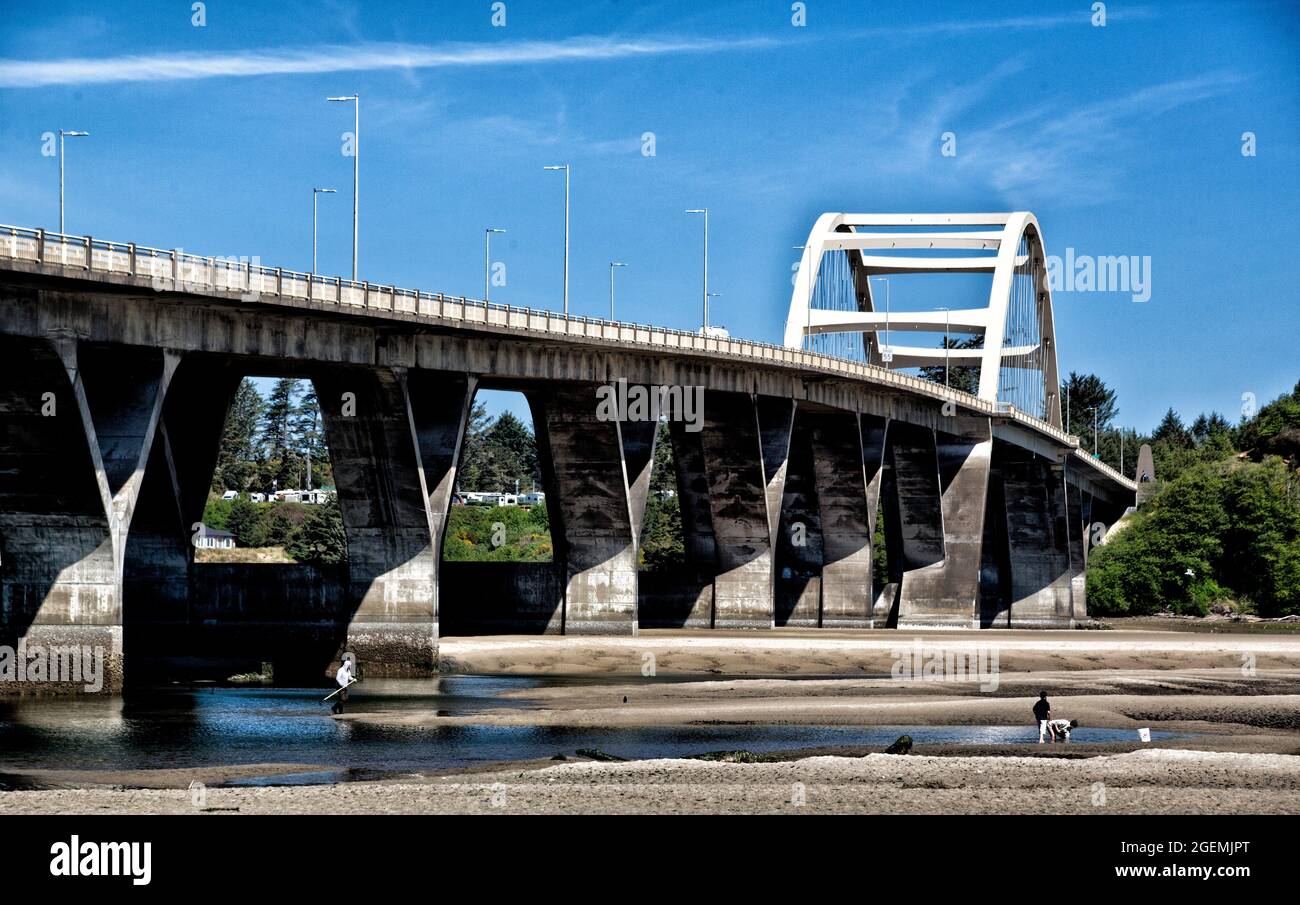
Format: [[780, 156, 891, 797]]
[[1001, 450, 1075, 627], [0, 337, 173, 693], [807, 410, 873, 628], [666, 419, 716, 626], [530, 384, 648, 636], [313, 367, 441, 674], [698, 391, 789, 629], [860, 414, 890, 625], [1065, 476, 1091, 622], [405, 370, 477, 632], [894, 416, 992, 629], [124, 356, 242, 680], [774, 408, 821, 627]]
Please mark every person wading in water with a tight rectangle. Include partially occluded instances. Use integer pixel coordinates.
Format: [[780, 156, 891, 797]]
[[1034, 692, 1052, 743]]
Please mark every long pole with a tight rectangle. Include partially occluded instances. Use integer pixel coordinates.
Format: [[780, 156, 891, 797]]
[[563, 167, 569, 316], [687, 209, 709, 330], [327, 96, 359, 280], [351, 98, 358, 280], [609, 262, 626, 320], [312, 188, 335, 274], [543, 166, 570, 314], [703, 210, 709, 329], [938, 307, 950, 387], [57, 130, 89, 234]]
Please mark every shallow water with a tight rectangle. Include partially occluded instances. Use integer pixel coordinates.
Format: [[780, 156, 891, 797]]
[[0, 676, 1182, 782]]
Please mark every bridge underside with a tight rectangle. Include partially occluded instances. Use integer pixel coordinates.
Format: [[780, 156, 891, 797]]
[[0, 277, 1132, 693]]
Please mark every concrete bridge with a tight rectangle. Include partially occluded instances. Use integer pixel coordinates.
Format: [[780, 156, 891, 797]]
[[0, 215, 1134, 692]]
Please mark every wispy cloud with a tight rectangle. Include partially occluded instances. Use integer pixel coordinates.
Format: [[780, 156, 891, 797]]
[[832, 6, 1158, 42], [956, 70, 1246, 200], [0, 34, 777, 89]]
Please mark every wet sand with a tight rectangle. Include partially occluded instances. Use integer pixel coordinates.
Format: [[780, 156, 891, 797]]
[[4, 630, 1300, 814], [4, 749, 1298, 815], [436, 628, 1300, 676]]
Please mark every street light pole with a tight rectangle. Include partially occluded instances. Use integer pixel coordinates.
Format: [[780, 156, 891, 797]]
[[937, 307, 951, 387], [686, 209, 709, 330], [609, 261, 627, 320], [544, 165, 570, 315], [871, 277, 891, 368], [312, 188, 336, 274], [485, 228, 506, 302], [327, 95, 359, 280], [58, 130, 90, 234]]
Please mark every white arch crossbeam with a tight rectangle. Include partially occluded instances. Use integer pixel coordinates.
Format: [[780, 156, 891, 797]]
[[785, 212, 1062, 427]]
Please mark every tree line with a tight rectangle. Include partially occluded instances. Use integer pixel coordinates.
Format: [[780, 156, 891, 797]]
[[213, 377, 330, 495], [1088, 381, 1300, 617]]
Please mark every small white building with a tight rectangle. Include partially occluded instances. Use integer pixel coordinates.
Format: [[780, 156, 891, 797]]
[[519, 491, 546, 506], [195, 525, 237, 549]]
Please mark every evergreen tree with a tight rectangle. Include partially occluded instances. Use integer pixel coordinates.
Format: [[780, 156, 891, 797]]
[[286, 498, 349, 564], [917, 336, 981, 395], [1062, 372, 1118, 450], [212, 379, 264, 491], [225, 496, 261, 546]]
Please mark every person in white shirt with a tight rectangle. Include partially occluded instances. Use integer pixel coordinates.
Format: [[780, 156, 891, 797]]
[[332, 656, 355, 715], [1046, 718, 1078, 742]]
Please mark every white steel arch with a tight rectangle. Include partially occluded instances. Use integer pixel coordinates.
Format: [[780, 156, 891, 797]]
[[785, 212, 1062, 428]]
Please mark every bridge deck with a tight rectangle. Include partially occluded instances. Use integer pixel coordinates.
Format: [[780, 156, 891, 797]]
[[0, 223, 1133, 493]]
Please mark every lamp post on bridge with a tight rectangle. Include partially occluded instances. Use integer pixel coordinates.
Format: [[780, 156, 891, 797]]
[[609, 261, 627, 320], [871, 277, 891, 368], [326, 94, 359, 280], [543, 165, 570, 316], [312, 188, 336, 274], [936, 306, 951, 388], [58, 130, 90, 234], [686, 208, 709, 331], [485, 228, 507, 302]]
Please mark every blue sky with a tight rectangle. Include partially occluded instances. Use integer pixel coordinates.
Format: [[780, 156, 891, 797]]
[[1, 0, 1296, 431]]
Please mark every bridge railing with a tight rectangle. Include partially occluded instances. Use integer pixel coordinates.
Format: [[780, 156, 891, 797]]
[[0, 223, 1127, 489]]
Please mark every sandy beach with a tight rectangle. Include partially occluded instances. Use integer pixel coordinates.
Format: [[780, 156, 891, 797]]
[[4, 629, 1300, 815]]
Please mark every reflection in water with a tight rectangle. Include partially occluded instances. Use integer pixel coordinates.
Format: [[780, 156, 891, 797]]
[[0, 676, 1183, 780]]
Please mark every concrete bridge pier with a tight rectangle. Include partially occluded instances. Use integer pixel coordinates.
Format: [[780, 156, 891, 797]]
[[806, 409, 877, 628], [0, 336, 174, 693], [313, 367, 458, 674], [894, 416, 993, 629], [123, 356, 243, 680], [1066, 476, 1092, 622], [774, 407, 822, 626], [698, 391, 791, 629], [528, 383, 652, 635], [663, 418, 718, 627], [1000, 447, 1077, 627]]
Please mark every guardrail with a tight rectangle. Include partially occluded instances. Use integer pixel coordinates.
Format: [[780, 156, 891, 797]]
[[0, 223, 1132, 490]]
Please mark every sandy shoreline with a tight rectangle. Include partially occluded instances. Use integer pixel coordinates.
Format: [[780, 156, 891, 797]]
[[4, 749, 1298, 815], [4, 630, 1300, 815]]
